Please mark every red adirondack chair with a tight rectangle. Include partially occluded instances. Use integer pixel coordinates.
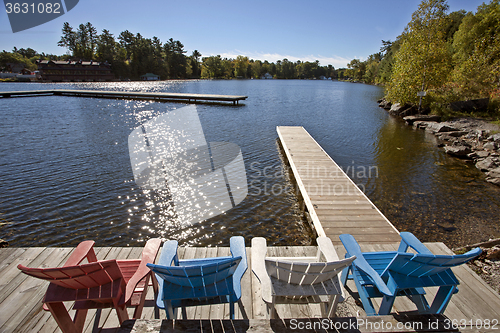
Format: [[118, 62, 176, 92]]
[[18, 238, 161, 333]]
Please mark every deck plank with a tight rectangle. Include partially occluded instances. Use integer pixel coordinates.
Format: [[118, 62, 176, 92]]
[[0, 248, 73, 333]]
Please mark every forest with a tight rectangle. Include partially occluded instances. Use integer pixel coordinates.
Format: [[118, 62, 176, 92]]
[[1, 0, 498, 116], [343, 0, 500, 116], [0, 21, 336, 81]]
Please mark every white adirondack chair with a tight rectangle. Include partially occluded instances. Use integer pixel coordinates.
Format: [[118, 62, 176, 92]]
[[251, 237, 356, 319]]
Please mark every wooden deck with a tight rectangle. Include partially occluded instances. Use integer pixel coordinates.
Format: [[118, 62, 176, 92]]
[[1, 243, 499, 332], [0, 89, 248, 105], [277, 126, 401, 246]]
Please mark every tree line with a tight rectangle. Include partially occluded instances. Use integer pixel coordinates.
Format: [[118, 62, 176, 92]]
[[0, 21, 337, 81], [340, 0, 500, 115], [2, 0, 498, 116]]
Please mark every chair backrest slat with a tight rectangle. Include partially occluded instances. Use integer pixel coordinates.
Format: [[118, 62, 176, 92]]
[[386, 248, 481, 278], [265, 257, 355, 285], [18, 260, 122, 290], [148, 257, 241, 289]]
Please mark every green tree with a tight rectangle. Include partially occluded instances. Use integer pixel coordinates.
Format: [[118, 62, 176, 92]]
[[251, 60, 262, 78], [118, 30, 135, 60], [452, 0, 500, 99], [386, 0, 452, 106], [0, 51, 36, 71], [347, 59, 366, 81], [221, 58, 234, 78], [164, 38, 186, 78], [201, 55, 223, 78], [189, 50, 202, 78], [75, 22, 97, 59], [377, 39, 400, 84], [13, 47, 38, 58], [96, 29, 116, 63], [58, 22, 77, 55], [363, 53, 382, 84], [234, 55, 249, 78]]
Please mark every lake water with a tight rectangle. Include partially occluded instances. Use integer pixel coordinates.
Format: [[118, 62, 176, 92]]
[[1, 80, 500, 248]]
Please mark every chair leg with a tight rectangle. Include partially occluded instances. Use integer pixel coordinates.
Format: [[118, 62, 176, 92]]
[[326, 294, 340, 318], [269, 298, 277, 319], [229, 301, 235, 320], [132, 274, 150, 319], [166, 300, 175, 319], [47, 302, 86, 333], [378, 295, 396, 315], [430, 286, 456, 314], [73, 309, 88, 332], [352, 275, 377, 316], [115, 305, 129, 325], [408, 294, 430, 313]]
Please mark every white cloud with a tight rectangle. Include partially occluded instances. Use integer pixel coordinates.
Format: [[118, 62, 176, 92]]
[[207, 51, 352, 68]]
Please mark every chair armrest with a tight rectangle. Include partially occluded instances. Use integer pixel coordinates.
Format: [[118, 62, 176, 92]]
[[251, 237, 272, 303], [63, 240, 96, 266], [158, 240, 179, 266], [317, 236, 340, 262], [123, 238, 161, 304], [398, 232, 433, 254], [339, 234, 394, 296], [230, 236, 247, 301]]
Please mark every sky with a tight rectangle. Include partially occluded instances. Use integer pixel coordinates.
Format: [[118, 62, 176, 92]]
[[0, 0, 488, 68]]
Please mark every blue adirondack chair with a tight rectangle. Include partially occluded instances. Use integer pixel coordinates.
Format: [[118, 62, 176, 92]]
[[147, 236, 247, 319], [339, 232, 481, 316]]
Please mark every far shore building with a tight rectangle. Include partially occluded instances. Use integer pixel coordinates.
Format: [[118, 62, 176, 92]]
[[261, 72, 273, 79], [140, 73, 160, 81], [36, 60, 114, 82]]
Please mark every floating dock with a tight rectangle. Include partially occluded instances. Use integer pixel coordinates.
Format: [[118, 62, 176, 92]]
[[277, 126, 400, 245], [1, 244, 499, 332], [0, 89, 248, 105]]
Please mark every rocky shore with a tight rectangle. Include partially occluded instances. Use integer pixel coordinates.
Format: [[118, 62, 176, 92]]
[[378, 99, 500, 186], [454, 238, 500, 294]]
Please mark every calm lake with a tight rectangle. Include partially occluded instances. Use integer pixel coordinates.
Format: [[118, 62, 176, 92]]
[[1, 80, 500, 248]]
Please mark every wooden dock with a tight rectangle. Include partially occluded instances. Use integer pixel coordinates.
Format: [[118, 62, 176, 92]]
[[0, 89, 248, 105], [1, 243, 499, 332], [277, 126, 401, 246]]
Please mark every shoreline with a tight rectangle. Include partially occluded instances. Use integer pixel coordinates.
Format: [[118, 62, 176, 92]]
[[378, 99, 500, 186]]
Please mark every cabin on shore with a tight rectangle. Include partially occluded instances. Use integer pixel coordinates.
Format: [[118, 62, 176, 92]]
[[140, 73, 161, 81], [36, 59, 114, 82]]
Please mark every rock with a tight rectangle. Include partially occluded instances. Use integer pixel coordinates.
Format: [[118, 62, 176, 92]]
[[0, 239, 8, 248], [413, 121, 432, 129], [484, 141, 497, 151], [426, 122, 459, 133], [475, 129, 490, 140], [447, 131, 469, 137], [389, 103, 404, 115], [476, 150, 490, 158], [486, 248, 500, 260], [486, 177, 500, 185], [378, 99, 392, 109], [488, 133, 500, 144], [449, 98, 489, 113], [403, 114, 441, 126], [436, 133, 456, 142], [476, 157, 498, 171], [487, 167, 500, 178], [444, 145, 472, 157], [436, 123, 459, 133]]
